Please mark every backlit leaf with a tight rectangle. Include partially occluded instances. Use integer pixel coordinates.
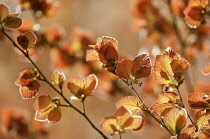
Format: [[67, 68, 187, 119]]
[[188, 93, 209, 109], [67, 74, 98, 101], [181, 125, 195, 139], [164, 108, 187, 135], [52, 70, 66, 89], [33, 95, 61, 124], [100, 106, 143, 135], [150, 92, 180, 116], [181, 124, 210, 139], [196, 110, 210, 131], [116, 96, 142, 115], [86, 49, 99, 61], [154, 47, 189, 92], [116, 54, 151, 85], [100, 116, 117, 132], [17, 31, 37, 51], [184, 0, 208, 28], [0, 4, 9, 23], [154, 55, 173, 85], [194, 131, 210, 139], [115, 59, 133, 80], [4, 15, 22, 29], [20, 80, 40, 99]]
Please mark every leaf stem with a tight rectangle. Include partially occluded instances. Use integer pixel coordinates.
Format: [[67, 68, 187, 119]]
[[2, 29, 108, 139], [82, 101, 86, 114]]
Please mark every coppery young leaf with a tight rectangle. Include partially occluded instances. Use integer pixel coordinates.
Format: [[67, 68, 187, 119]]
[[164, 108, 187, 135], [116, 96, 143, 115], [100, 106, 143, 135], [67, 74, 98, 101], [116, 54, 151, 85], [184, 0, 208, 28], [154, 47, 189, 92], [33, 95, 61, 124], [52, 70, 66, 89]]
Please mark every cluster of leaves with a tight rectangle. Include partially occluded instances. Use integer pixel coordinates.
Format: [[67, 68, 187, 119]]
[[0, 0, 210, 139]]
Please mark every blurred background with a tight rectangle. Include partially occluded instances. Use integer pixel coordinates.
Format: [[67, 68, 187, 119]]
[[0, 0, 209, 139]]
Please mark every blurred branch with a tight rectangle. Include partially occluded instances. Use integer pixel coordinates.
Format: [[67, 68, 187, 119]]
[[166, 0, 193, 93]]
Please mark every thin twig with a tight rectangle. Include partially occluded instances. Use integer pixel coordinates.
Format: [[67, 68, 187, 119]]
[[176, 87, 194, 125], [2, 28, 108, 139], [129, 85, 174, 135]]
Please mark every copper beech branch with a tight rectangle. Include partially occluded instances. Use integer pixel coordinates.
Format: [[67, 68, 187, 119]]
[[1, 28, 108, 139], [119, 79, 173, 136], [129, 85, 174, 136]]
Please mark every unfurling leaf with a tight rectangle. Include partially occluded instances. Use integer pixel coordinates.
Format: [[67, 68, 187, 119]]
[[116, 54, 151, 85], [86, 36, 119, 72], [33, 95, 61, 124], [52, 70, 66, 89], [67, 74, 98, 102], [164, 108, 187, 135], [100, 106, 143, 135]]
